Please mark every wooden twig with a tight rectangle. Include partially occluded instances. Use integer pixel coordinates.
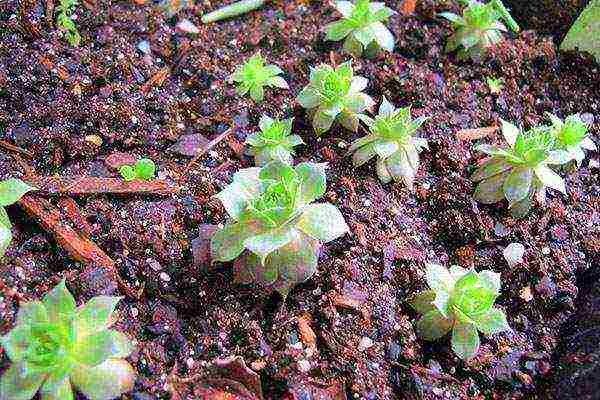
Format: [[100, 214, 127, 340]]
[[24, 176, 179, 196], [18, 194, 139, 299], [0, 140, 34, 158], [182, 127, 234, 176], [456, 126, 498, 141]]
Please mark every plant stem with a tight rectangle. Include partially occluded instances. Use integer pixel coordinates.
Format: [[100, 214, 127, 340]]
[[492, 0, 520, 32], [201, 0, 266, 23]]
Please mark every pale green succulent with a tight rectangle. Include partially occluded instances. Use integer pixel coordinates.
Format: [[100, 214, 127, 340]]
[[325, 0, 396, 58], [0, 178, 36, 258], [546, 112, 597, 167], [411, 264, 510, 360], [296, 62, 374, 134], [245, 115, 304, 166], [0, 280, 135, 400], [472, 120, 570, 218], [348, 97, 428, 188], [440, 0, 519, 61], [230, 52, 289, 102]]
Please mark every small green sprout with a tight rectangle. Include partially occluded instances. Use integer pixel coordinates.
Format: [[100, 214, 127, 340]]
[[0, 280, 135, 400], [296, 62, 374, 134], [0, 178, 36, 258], [230, 52, 289, 102], [211, 160, 349, 296], [486, 77, 504, 94], [440, 0, 519, 61], [325, 0, 396, 58], [411, 264, 510, 360], [348, 97, 428, 188], [246, 115, 304, 166], [546, 112, 597, 167], [56, 0, 81, 46], [472, 120, 570, 218], [201, 0, 265, 23], [119, 158, 156, 182]]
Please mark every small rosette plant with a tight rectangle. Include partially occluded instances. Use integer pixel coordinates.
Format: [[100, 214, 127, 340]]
[[230, 52, 289, 102], [246, 115, 304, 166], [0, 280, 135, 400], [546, 112, 597, 167], [0, 178, 36, 258], [440, 0, 519, 61], [472, 120, 570, 218], [348, 97, 428, 188], [411, 264, 510, 360], [297, 62, 374, 134], [210, 160, 349, 296], [119, 158, 156, 182], [325, 0, 396, 58]]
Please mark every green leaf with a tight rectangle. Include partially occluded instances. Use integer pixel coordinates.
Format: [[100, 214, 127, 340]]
[[335, 0, 355, 17], [352, 142, 377, 167], [473, 307, 510, 336], [42, 280, 76, 323], [533, 165, 566, 194], [473, 171, 508, 204], [0, 224, 12, 259], [108, 331, 135, 358], [119, 166, 136, 182], [0, 207, 11, 228], [451, 271, 496, 317], [501, 119, 520, 147], [1, 325, 31, 362], [451, 321, 480, 360], [249, 84, 265, 102], [439, 12, 463, 24], [343, 34, 364, 57], [0, 178, 36, 207], [416, 309, 453, 341], [269, 234, 321, 296], [16, 301, 49, 327], [134, 159, 156, 181], [215, 167, 262, 220], [425, 263, 454, 293], [371, 21, 394, 51], [0, 362, 46, 400], [297, 87, 321, 109], [295, 162, 327, 206], [373, 141, 399, 159], [471, 158, 511, 182], [74, 296, 122, 339], [244, 227, 296, 264], [267, 76, 289, 89], [410, 290, 436, 315], [211, 222, 260, 262], [478, 270, 501, 295], [503, 166, 532, 204], [73, 330, 115, 367], [326, 20, 353, 41], [71, 359, 136, 400], [40, 378, 73, 400], [312, 109, 337, 134], [296, 203, 349, 243], [561, 0, 600, 63]]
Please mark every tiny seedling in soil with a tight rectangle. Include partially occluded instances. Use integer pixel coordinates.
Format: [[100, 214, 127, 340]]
[[411, 264, 510, 360], [296, 61, 374, 134], [545, 112, 597, 167], [119, 158, 156, 182], [246, 115, 304, 166], [0, 178, 35, 258], [56, 0, 81, 46], [348, 97, 428, 188], [230, 52, 289, 102], [325, 0, 396, 58], [201, 0, 265, 23], [472, 120, 571, 218], [486, 77, 504, 94], [440, 0, 519, 61], [211, 160, 349, 297], [0, 280, 135, 400]]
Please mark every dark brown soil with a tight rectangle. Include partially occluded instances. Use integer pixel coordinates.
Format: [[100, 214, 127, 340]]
[[0, 0, 599, 399]]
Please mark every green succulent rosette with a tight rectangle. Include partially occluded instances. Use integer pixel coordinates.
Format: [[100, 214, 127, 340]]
[[230, 52, 289, 102], [246, 115, 304, 166]]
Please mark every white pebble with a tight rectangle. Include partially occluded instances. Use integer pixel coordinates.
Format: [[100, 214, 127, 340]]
[[503, 242, 525, 267], [159, 272, 171, 282], [358, 336, 374, 351]]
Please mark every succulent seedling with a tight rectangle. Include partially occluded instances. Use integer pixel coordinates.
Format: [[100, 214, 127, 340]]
[[325, 0, 396, 58], [0, 280, 135, 400], [0, 178, 36, 258], [440, 0, 519, 61], [56, 0, 81, 46], [296, 62, 374, 134], [119, 158, 156, 182], [546, 112, 597, 167], [348, 97, 428, 188], [410, 264, 510, 360], [486, 77, 504, 94], [230, 52, 289, 102], [472, 120, 570, 218], [211, 160, 349, 296], [202, 0, 265, 23], [246, 115, 304, 166]]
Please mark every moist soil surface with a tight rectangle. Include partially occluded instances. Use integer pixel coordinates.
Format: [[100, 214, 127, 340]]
[[1, 0, 599, 399]]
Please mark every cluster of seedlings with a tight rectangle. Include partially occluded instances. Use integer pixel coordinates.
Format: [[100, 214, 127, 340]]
[[1, 0, 598, 398]]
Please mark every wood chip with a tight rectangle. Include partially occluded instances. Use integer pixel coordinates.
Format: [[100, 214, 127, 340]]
[[297, 314, 317, 352], [456, 126, 498, 141], [402, 0, 416, 15], [141, 67, 170, 94], [25, 176, 178, 196]]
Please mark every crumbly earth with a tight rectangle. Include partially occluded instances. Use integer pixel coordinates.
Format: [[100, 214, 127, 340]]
[[0, 0, 599, 399]]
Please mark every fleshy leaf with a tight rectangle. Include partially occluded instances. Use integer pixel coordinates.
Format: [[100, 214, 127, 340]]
[[215, 168, 262, 220], [211, 222, 262, 262], [473, 307, 510, 336], [471, 158, 511, 182], [501, 119, 520, 147], [296, 203, 349, 243], [425, 263, 454, 293], [1, 325, 31, 362], [73, 330, 116, 367], [533, 165, 566, 194], [0, 224, 12, 258], [71, 359, 136, 400], [0, 362, 46, 400], [0, 178, 36, 207], [451, 321, 480, 360], [16, 301, 49, 327], [42, 279, 76, 323], [295, 162, 327, 206], [410, 290, 436, 315], [416, 309, 453, 341], [75, 296, 122, 339], [243, 227, 295, 264], [473, 171, 509, 204], [40, 378, 74, 400], [503, 166, 532, 204]]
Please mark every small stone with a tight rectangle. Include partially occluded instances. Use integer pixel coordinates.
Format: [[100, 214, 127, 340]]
[[159, 272, 171, 282], [358, 336, 374, 351], [503, 242, 525, 267], [85, 135, 103, 146], [297, 359, 311, 373], [494, 222, 509, 237], [186, 357, 195, 369], [176, 18, 199, 34], [542, 246, 551, 255], [137, 40, 151, 55], [520, 286, 533, 302], [131, 307, 139, 317], [148, 259, 162, 271], [250, 360, 266, 371]]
